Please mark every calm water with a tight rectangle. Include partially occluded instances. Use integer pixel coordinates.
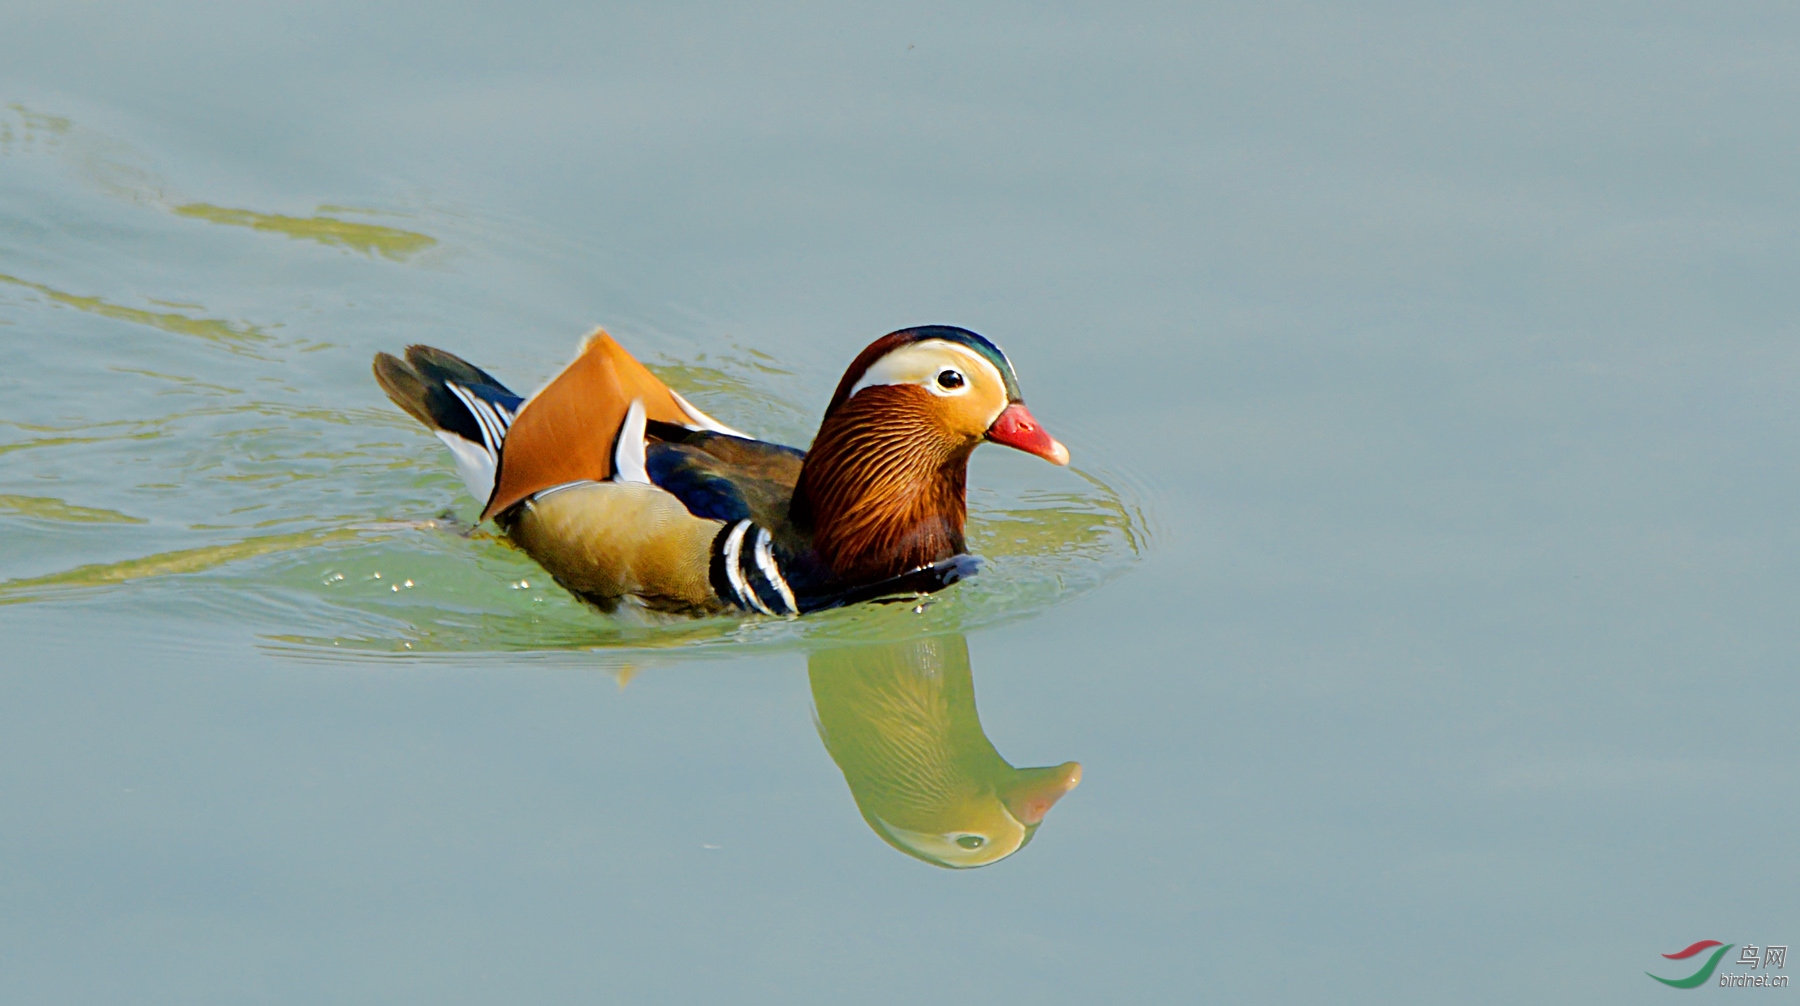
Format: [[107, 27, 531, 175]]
[[4, 4, 1798, 1002]]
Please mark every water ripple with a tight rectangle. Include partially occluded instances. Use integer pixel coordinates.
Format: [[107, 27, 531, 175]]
[[0, 100, 1149, 660]]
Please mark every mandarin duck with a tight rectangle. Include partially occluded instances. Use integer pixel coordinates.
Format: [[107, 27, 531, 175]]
[[810, 634, 1082, 868], [372, 326, 1068, 615]]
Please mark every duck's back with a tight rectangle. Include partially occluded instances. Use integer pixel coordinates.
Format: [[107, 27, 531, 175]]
[[641, 421, 806, 529]]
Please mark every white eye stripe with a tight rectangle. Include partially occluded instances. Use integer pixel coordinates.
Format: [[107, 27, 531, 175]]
[[847, 340, 1007, 404]]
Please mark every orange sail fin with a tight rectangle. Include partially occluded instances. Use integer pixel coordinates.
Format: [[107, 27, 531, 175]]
[[481, 330, 694, 520]]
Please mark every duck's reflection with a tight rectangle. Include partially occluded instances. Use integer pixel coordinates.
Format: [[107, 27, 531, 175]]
[[808, 634, 1081, 868]]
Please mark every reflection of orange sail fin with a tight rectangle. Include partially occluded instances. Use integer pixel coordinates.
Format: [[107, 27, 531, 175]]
[[481, 330, 697, 520]]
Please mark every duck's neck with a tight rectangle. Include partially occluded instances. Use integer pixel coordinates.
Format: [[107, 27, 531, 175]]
[[789, 386, 971, 583]]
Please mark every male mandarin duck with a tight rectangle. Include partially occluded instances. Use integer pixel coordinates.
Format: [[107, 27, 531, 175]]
[[810, 635, 1082, 868], [372, 326, 1068, 615]]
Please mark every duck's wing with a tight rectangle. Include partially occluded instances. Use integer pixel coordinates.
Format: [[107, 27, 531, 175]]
[[641, 422, 807, 529], [481, 330, 743, 520]]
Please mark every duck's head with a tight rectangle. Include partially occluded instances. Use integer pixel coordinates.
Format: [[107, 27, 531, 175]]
[[794, 326, 1067, 581], [810, 635, 1083, 869], [864, 760, 1084, 869], [821, 325, 1069, 466]]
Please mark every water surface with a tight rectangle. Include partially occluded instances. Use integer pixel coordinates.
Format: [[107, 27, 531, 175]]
[[3, 4, 1799, 1003]]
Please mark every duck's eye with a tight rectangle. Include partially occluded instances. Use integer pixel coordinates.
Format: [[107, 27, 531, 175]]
[[936, 369, 965, 390], [954, 834, 986, 850]]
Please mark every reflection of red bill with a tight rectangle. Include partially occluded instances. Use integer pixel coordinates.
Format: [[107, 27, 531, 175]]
[[1002, 761, 1083, 825], [1663, 940, 1724, 959]]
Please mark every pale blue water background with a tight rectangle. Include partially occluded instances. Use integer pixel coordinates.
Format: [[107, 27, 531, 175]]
[[3, 3, 1798, 1002]]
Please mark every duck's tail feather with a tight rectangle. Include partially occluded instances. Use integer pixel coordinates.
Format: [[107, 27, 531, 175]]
[[373, 346, 524, 503]]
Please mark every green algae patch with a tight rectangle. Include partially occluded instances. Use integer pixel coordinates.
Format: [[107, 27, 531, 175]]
[[0, 527, 378, 604], [0, 273, 271, 352], [173, 203, 437, 260], [0, 495, 147, 525]]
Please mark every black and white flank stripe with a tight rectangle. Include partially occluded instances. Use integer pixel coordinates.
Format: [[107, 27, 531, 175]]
[[710, 520, 800, 616]]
